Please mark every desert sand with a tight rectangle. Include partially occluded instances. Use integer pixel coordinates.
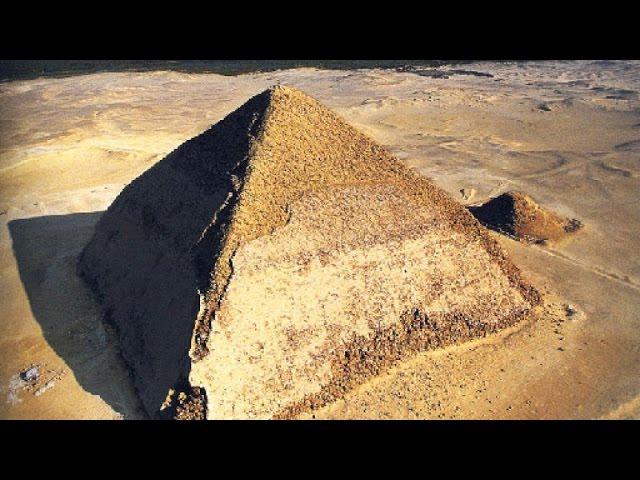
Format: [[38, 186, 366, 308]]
[[1, 61, 639, 419]]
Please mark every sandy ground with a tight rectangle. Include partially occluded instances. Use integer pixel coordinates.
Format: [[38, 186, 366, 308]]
[[1, 61, 639, 419]]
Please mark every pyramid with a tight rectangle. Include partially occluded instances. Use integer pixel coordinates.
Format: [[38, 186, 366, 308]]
[[470, 191, 582, 243], [79, 86, 540, 419]]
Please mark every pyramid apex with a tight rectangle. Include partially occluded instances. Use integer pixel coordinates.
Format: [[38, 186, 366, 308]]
[[268, 84, 298, 93], [264, 84, 311, 101]]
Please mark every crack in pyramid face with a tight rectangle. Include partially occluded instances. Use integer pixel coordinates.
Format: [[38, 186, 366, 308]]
[[79, 85, 539, 419]]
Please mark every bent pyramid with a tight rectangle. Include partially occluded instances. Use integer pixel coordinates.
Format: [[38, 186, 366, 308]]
[[79, 86, 539, 419]]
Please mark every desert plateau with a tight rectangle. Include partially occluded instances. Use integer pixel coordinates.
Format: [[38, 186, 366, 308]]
[[1, 60, 639, 419]]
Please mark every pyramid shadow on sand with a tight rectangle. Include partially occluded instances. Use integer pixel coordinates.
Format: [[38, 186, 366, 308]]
[[8, 212, 147, 418], [9, 87, 270, 418]]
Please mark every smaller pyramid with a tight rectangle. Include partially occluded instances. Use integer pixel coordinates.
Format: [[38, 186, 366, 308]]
[[470, 191, 582, 243], [79, 86, 540, 419]]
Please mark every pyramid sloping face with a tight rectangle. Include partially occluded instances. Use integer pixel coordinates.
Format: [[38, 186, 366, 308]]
[[78, 91, 270, 416], [79, 86, 539, 419]]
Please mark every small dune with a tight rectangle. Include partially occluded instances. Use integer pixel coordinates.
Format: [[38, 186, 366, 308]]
[[469, 191, 582, 243]]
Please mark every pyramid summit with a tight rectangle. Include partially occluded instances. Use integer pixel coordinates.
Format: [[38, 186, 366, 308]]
[[79, 85, 540, 419]]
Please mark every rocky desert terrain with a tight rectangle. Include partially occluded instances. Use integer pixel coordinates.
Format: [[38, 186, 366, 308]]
[[1, 61, 639, 419]]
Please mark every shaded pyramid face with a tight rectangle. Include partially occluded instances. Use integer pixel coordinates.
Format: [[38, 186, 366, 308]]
[[79, 86, 539, 419]]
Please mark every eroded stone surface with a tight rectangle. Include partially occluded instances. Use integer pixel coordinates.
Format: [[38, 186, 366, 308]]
[[195, 184, 530, 418]]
